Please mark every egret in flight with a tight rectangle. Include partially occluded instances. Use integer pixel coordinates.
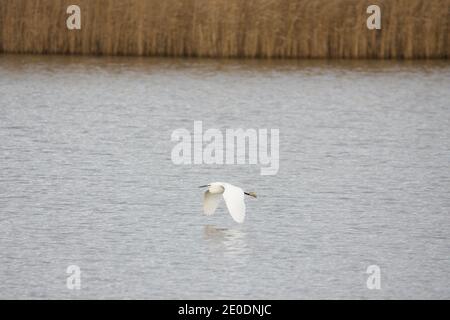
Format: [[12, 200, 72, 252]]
[[199, 182, 257, 223]]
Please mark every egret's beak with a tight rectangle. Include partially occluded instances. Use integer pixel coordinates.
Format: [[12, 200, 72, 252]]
[[198, 185, 209, 188]]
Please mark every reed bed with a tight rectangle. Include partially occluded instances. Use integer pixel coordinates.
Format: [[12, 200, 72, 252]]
[[0, 0, 448, 58]]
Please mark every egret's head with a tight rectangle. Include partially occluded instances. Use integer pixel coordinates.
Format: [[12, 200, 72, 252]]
[[200, 183, 225, 194], [245, 191, 257, 198]]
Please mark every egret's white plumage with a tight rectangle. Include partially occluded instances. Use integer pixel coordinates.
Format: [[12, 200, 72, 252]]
[[222, 184, 246, 223], [203, 190, 222, 216], [200, 182, 256, 223]]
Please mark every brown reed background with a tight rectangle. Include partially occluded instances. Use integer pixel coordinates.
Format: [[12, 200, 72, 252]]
[[0, 0, 448, 58]]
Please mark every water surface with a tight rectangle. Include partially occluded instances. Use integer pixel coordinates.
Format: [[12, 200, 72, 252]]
[[0, 55, 449, 299]]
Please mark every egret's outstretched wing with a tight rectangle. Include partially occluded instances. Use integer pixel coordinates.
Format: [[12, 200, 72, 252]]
[[222, 184, 246, 223], [203, 191, 222, 216]]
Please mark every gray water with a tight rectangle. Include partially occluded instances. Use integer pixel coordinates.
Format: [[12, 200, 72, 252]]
[[0, 55, 449, 299]]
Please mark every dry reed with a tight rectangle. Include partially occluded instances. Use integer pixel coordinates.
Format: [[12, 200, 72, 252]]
[[0, 0, 448, 58]]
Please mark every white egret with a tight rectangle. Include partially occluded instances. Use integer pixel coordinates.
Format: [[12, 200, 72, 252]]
[[199, 182, 257, 223]]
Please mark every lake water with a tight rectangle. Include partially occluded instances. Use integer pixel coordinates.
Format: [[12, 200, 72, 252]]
[[0, 55, 449, 299]]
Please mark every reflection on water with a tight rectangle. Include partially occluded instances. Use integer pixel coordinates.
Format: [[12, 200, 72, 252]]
[[203, 225, 249, 257]]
